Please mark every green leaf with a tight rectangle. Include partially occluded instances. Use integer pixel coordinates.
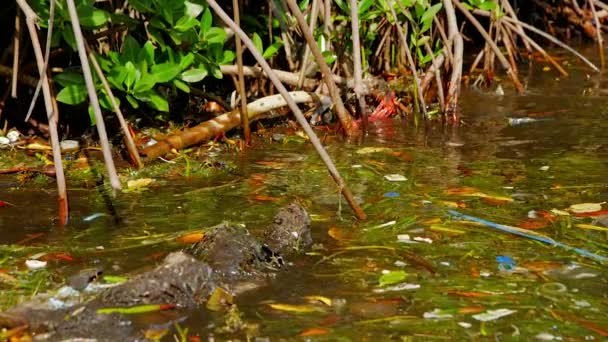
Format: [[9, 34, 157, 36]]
[[122, 36, 140, 63], [88, 105, 96, 126], [54, 71, 84, 87], [173, 79, 190, 93], [181, 68, 207, 83], [139, 41, 155, 66], [263, 41, 282, 59], [478, 1, 498, 11], [126, 94, 139, 109], [124, 62, 137, 90], [179, 52, 195, 69], [77, 5, 110, 28], [184, 1, 204, 18], [98, 91, 119, 111], [62, 25, 76, 50], [151, 63, 181, 83], [252, 33, 263, 53], [220, 50, 235, 64], [204, 27, 226, 44], [56, 85, 87, 105], [378, 270, 407, 287], [199, 7, 212, 35], [134, 91, 169, 112], [128, 0, 153, 13], [174, 16, 199, 32], [420, 3, 442, 29], [133, 73, 157, 93]]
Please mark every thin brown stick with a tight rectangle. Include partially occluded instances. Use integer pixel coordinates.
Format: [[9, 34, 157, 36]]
[[500, 0, 531, 52], [11, 11, 20, 98], [589, 0, 605, 69], [16, 0, 68, 225], [424, 42, 445, 113], [285, 0, 356, 134], [233, 0, 250, 144], [387, 3, 428, 118], [350, 0, 368, 123], [454, 0, 524, 93], [207, 0, 366, 220], [444, 0, 464, 117], [25, 0, 55, 123], [297, 0, 320, 88], [502, 21, 568, 77], [473, 9, 600, 72], [65, 0, 121, 191], [85, 44, 143, 169]]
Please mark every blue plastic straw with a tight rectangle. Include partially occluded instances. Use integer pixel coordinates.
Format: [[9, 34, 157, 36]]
[[448, 210, 608, 264]]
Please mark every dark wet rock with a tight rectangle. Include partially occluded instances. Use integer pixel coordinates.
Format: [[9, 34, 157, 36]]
[[185, 223, 270, 281], [263, 201, 312, 254], [0, 201, 312, 341], [99, 252, 214, 307]]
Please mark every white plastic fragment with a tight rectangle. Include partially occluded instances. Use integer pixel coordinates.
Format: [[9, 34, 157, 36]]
[[25, 259, 47, 270], [7, 130, 20, 143], [397, 234, 417, 243], [535, 332, 561, 340], [539, 165, 550, 171], [374, 282, 420, 293], [458, 322, 472, 328], [440, 261, 451, 267], [394, 260, 407, 267], [472, 309, 517, 322], [423, 309, 453, 319], [384, 174, 408, 182], [413, 237, 433, 244], [60, 139, 80, 152], [573, 300, 591, 307], [0, 136, 9, 145]]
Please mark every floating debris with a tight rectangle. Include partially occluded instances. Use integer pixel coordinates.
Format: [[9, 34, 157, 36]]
[[472, 308, 517, 322], [384, 174, 408, 182]]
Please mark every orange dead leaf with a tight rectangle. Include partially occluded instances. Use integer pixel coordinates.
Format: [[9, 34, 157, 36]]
[[327, 226, 353, 241], [176, 232, 205, 244], [480, 196, 512, 206], [252, 195, 282, 202], [521, 261, 562, 272], [389, 151, 413, 162], [446, 290, 493, 298], [470, 266, 480, 278], [444, 186, 480, 195], [517, 220, 548, 230], [536, 210, 557, 222], [298, 328, 331, 337], [574, 209, 608, 217], [458, 306, 486, 314], [41, 253, 75, 262]]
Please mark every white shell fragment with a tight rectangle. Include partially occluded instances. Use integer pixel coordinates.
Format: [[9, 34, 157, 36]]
[[60, 140, 80, 152], [25, 259, 48, 270], [472, 309, 517, 322], [0, 136, 10, 145], [7, 130, 20, 143], [384, 174, 408, 182]]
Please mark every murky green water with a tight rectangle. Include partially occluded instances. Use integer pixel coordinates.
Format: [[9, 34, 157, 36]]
[[1, 64, 607, 339]]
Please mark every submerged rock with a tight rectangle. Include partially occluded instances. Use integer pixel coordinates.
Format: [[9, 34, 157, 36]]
[[0, 201, 312, 341]]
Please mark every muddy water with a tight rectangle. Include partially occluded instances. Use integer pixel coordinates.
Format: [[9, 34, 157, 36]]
[[1, 64, 607, 339]]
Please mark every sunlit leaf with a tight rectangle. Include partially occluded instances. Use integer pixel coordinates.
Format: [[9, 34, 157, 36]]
[[304, 295, 332, 306], [298, 328, 330, 337], [127, 178, 154, 189], [97, 304, 175, 314], [267, 303, 325, 313], [56, 85, 87, 105], [378, 270, 407, 287], [207, 287, 233, 311], [176, 232, 205, 243]]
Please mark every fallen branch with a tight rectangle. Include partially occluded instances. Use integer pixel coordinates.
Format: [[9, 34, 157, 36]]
[[141, 91, 329, 159]]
